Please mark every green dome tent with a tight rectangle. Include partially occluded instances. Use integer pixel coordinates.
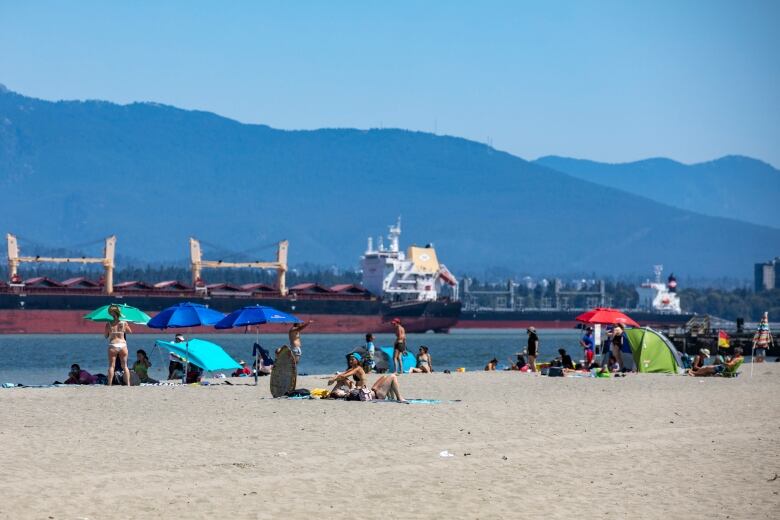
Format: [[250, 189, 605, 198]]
[[624, 327, 685, 374]]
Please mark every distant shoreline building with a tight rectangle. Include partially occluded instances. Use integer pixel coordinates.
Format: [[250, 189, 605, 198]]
[[755, 257, 780, 292]]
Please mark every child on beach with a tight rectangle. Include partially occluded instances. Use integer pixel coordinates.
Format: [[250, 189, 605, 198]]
[[579, 327, 595, 367], [132, 349, 157, 383], [365, 333, 376, 371]]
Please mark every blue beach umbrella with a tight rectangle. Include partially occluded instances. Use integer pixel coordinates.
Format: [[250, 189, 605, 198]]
[[147, 302, 226, 329], [214, 305, 301, 329], [155, 338, 241, 372], [214, 305, 301, 384], [147, 303, 226, 383]]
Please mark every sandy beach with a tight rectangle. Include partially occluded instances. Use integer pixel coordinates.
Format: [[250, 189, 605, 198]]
[[1, 365, 778, 519]]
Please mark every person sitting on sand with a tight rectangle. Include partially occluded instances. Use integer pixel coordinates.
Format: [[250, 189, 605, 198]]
[[688, 347, 744, 377], [510, 353, 529, 371], [328, 353, 367, 398], [132, 349, 158, 383], [607, 354, 620, 373], [484, 358, 498, 371], [558, 348, 575, 370], [168, 354, 185, 380], [232, 360, 251, 377], [185, 363, 203, 384], [254, 344, 274, 376], [64, 364, 96, 385], [410, 346, 433, 373], [691, 348, 710, 372]]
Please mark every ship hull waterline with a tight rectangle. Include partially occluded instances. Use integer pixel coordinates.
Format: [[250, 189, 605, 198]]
[[0, 292, 461, 334]]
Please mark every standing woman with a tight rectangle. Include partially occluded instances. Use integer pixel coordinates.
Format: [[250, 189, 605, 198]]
[[611, 325, 625, 372], [104, 304, 132, 386]]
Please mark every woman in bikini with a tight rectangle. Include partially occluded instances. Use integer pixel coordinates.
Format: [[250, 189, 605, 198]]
[[328, 354, 405, 401], [104, 304, 132, 386], [327, 353, 367, 398], [411, 346, 432, 373]]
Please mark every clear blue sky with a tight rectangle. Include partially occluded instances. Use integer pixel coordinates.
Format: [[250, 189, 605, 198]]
[[1, 0, 778, 166]]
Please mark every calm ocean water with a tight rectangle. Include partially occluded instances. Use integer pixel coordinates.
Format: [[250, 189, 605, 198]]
[[0, 329, 582, 385]]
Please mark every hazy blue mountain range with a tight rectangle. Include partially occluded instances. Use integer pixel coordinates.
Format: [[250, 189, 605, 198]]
[[535, 155, 779, 228], [0, 86, 777, 279]]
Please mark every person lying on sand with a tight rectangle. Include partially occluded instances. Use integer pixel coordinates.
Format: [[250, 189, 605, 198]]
[[327, 353, 367, 398], [368, 374, 405, 401], [64, 364, 96, 385], [484, 358, 498, 371], [688, 347, 743, 377]]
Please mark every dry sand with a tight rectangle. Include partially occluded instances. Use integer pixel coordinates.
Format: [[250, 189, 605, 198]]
[[1, 365, 779, 519]]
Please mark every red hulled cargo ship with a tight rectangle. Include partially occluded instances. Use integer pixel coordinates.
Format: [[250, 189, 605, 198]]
[[1, 220, 461, 334]]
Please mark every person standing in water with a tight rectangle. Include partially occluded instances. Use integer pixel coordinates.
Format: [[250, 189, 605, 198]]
[[392, 318, 406, 374], [104, 304, 131, 386], [526, 326, 539, 372], [288, 320, 313, 362]]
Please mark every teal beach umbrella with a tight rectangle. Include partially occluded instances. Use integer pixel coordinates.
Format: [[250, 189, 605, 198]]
[[84, 303, 151, 324], [155, 338, 241, 372]]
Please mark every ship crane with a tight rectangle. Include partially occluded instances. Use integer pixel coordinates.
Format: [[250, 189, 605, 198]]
[[189, 238, 289, 296], [6, 233, 117, 294]]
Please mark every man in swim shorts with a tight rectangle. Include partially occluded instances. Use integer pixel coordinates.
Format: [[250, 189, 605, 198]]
[[288, 320, 313, 362], [392, 318, 406, 374]]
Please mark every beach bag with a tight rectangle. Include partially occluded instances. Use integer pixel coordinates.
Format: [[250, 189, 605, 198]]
[[547, 367, 564, 377], [285, 388, 311, 398], [357, 388, 374, 401]]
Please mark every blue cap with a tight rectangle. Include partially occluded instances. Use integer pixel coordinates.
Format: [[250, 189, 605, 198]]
[[348, 352, 362, 361]]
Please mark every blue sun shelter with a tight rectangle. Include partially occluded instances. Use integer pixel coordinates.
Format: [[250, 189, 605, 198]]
[[375, 346, 417, 373]]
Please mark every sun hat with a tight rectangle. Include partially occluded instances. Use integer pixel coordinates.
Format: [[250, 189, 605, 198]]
[[239, 360, 246, 365], [700, 348, 710, 357]]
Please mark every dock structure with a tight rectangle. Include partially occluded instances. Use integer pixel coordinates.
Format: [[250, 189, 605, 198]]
[[662, 315, 779, 357]]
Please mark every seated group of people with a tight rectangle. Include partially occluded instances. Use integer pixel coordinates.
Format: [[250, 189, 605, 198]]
[[326, 352, 405, 401], [64, 348, 160, 386], [487, 348, 608, 373], [687, 347, 744, 377]]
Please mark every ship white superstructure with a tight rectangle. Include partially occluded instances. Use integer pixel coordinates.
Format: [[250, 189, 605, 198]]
[[360, 218, 458, 302], [636, 265, 682, 314]]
